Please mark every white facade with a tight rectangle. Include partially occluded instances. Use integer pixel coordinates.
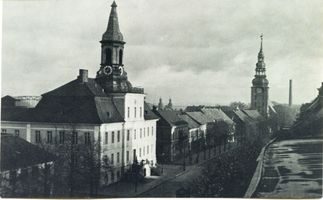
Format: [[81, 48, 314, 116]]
[[1, 93, 158, 186]]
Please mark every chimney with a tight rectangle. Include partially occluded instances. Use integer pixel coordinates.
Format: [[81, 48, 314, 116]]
[[78, 69, 88, 83], [288, 79, 293, 106]]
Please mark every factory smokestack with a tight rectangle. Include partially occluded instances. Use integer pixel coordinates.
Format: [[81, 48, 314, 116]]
[[288, 79, 293, 106]]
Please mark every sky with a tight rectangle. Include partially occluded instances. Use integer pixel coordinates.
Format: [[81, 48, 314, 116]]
[[2, 0, 323, 106]]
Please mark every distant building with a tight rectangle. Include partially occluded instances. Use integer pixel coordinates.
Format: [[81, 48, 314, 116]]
[[1, 95, 41, 108], [177, 113, 202, 151], [0, 134, 55, 197], [200, 108, 235, 142], [1, 1, 158, 189], [292, 82, 323, 136], [251, 35, 269, 117], [157, 98, 164, 110], [164, 98, 173, 110], [152, 109, 189, 163], [233, 109, 264, 143]]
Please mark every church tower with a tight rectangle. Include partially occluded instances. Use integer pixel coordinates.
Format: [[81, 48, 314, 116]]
[[251, 35, 269, 117], [96, 1, 133, 93]]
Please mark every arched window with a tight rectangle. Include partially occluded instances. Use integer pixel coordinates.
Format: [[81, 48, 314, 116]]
[[106, 48, 112, 65], [119, 49, 123, 65]]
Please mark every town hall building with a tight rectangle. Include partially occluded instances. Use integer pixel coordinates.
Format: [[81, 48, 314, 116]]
[[1, 0, 158, 188]]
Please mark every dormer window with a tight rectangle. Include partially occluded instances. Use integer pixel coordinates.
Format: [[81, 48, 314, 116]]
[[106, 112, 110, 118]]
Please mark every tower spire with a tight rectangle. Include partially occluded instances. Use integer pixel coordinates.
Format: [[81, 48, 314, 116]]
[[251, 34, 269, 117], [255, 34, 266, 77], [258, 34, 264, 61], [102, 0, 124, 42]]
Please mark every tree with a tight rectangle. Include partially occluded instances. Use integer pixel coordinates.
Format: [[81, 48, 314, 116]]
[[178, 129, 188, 171], [229, 102, 248, 110]]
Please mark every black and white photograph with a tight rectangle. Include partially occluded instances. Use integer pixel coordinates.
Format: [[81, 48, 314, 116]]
[[1, 0, 322, 198]]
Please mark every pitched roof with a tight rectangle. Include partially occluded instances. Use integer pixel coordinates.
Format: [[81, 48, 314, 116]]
[[155, 110, 187, 126], [178, 114, 200, 129], [1, 134, 56, 171], [43, 78, 106, 97], [144, 102, 159, 120], [201, 108, 234, 125], [234, 110, 253, 123], [185, 111, 211, 125], [243, 110, 263, 121], [1, 107, 31, 121]]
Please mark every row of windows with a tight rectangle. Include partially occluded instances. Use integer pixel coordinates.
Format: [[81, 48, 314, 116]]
[[127, 106, 143, 119], [104, 127, 154, 144], [35, 130, 91, 145], [1, 129, 20, 137], [138, 144, 154, 158], [103, 144, 154, 165]]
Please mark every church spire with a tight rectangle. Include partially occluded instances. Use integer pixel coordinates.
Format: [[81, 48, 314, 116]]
[[251, 34, 269, 117], [255, 34, 266, 77], [102, 1, 124, 43], [258, 34, 264, 61]]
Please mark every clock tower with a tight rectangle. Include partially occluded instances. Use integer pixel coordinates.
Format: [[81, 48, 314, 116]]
[[251, 35, 269, 117], [96, 1, 133, 93]]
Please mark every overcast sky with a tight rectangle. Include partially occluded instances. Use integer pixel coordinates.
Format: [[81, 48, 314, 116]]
[[2, 0, 323, 106]]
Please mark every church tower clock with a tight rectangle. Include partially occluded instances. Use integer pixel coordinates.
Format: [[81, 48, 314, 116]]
[[96, 1, 133, 93], [251, 35, 269, 117]]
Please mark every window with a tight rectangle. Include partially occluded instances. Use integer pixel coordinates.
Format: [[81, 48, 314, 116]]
[[144, 128, 145, 137], [14, 130, 20, 137], [47, 131, 53, 144], [117, 152, 120, 163], [111, 171, 115, 182], [151, 127, 154, 136], [134, 107, 137, 118], [59, 131, 65, 144], [134, 129, 136, 140], [117, 131, 120, 142], [106, 48, 112, 65], [119, 49, 123, 65], [127, 130, 130, 141], [143, 146, 145, 156], [106, 112, 110, 118], [140, 107, 142, 118], [140, 129, 142, 138], [126, 151, 129, 162], [151, 144, 153, 154], [1, 129, 7, 134], [105, 132, 108, 144], [35, 130, 41, 143], [147, 127, 149, 136], [84, 132, 90, 145], [147, 145, 149, 154], [127, 107, 130, 118], [72, 131, 78, 144], [139, 148, 142, 157], [112, 131, 115, 143], [111, 153, 114, 165]]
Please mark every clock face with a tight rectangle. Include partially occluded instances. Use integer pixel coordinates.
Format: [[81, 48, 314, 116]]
[[257, 88, 263, 93], [118, 66, 124, 75], [103, 66, 113, 75]]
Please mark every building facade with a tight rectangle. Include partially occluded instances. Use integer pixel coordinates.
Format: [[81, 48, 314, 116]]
[[251, 35, 269, 117], [1, 1, 158, 189]]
